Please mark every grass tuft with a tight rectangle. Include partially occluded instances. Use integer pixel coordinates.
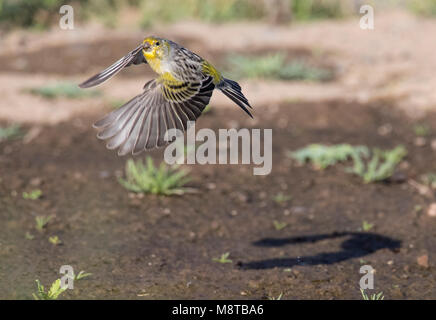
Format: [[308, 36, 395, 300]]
[[119, 158, 191, 195], [273, 192, 292, 204], [32, 279, 67, 300], [35, 215, 52, 232], [23, 189, 42, 200], [227, 53, 331, 81], [348, 146, 407, 183], [273, 220, 288, 231], [360, 289, 384, 300], [0, 124, 23, 142], [213, 252, 233, 264], [362, 221, 374, 232], [289, 144, 369, 170], [290, 144, 406, 183], [29, 82, 101, 99]]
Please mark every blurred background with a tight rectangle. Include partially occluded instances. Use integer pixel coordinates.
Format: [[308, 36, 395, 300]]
[[1, 0, 436, 300]]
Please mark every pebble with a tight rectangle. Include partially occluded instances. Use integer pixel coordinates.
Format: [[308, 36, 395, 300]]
[[414, 137, 426, 147], [431, 139, 436, 151], [377, 123, 392, 136], [427, 203, 436, 217], [29, 177, 43, 186], [417, 254, 429, 268]]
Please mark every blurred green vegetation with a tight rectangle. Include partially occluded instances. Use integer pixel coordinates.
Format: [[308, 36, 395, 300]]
[[1, 0, 436, 29], [140, 0, 264, 27], [226, 53, 332, 81], [28, 82, 101, 99], [408, 0, 436, 16], [0, 0, 136, 29]]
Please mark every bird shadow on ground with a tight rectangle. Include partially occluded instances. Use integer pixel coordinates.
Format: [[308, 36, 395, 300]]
[[240, 232, 401, 270]]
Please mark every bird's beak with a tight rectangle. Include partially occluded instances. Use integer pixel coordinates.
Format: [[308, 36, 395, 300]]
[[142, 42, 151, 51]]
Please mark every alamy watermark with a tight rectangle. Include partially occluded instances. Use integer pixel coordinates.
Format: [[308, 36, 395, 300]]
[[163, 122, 272, 175], [60, 265, 75, 289], [360, 5, 374, 30], [359, 264, 375, 289], [59, 5, 74, 30]]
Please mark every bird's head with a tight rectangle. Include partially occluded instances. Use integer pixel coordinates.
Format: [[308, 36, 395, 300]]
[[142, 36, 169, 61]]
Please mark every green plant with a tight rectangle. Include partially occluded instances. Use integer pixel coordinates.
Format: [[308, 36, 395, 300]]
[[213, 252, 232, 264], [0, 124, 23, 142], [273, 192, 292, 204], [408, 0, 436, 16], [25, 232, 34, 240], [35, 215, 52, 232], [420, 173, 436, 189], [29, 82, 101, 99], [292, 0, 348, 21], [49, 236, 61, 245], [289, 144, 369, 169], [413, 124, 430, 136], [23, 189, 42, 200], [268, 292, 283, 300], [362, 221, 373, 232], [273, 220, 288, 230], [74, 270, 92, 281], [348, 146, 407, 183], [119, 158, 191, 195], [226, 53, 331, 81], [32, 279, 67, 300], [360, 289, 384, 300]]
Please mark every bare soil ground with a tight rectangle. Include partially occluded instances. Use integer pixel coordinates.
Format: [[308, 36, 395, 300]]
[[0, 10, 435, 299], [1, 100, 436, 299]]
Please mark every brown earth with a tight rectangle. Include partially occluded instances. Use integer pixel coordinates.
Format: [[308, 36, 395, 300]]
[[1, 99, 436, 299], [0, 10, 436, 299]]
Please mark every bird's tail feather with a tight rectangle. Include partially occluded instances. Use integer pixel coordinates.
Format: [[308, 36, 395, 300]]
[[218, 78, 253, 118]]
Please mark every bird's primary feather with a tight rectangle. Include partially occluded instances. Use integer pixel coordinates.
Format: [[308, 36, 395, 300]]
[[93, 76, 214, 155]]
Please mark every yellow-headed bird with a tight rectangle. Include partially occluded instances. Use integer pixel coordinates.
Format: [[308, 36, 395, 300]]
[[79, 36, 252, 156]]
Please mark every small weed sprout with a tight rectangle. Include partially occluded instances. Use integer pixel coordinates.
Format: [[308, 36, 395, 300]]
[[273, 220, 288, 231], [213, 252, 232, 264], [289, 144, 369, 170], [413, 124, 430, 136], [119, 158, 191, 195], [360, 289, 384, 300], [0, 124, 23, 142], [23, 189, 42, 200], [49, 236, 61, 245], [420, 173, 436, 189], [32, 279, 67, 300], [273, 192, 292, 204], [349, 146, 407, 183], [362, 221, 374, 232], [268, 293, 283, 300], [35, 215, 52, 232], [74, 270, 92, 281], [25, 232, 34, 240]]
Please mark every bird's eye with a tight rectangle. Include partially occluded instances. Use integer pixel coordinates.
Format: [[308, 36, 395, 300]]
[[155, 41, 160, 46]]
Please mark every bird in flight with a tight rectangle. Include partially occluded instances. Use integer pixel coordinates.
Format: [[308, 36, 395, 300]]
[[79, 36, 253, 156]]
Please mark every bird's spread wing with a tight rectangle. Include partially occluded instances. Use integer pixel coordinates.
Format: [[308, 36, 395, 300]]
[[79, 44, 146, 88], [93, 76, 215, 155]]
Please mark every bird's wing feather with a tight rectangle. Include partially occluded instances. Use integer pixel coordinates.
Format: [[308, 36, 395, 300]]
[[93, 76, 215, 155], [79, 44, 146, 88]]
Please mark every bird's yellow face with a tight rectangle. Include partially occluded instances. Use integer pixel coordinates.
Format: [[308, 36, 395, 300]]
[[142, 37, 167, 60], [142, 36, 169, 74]]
